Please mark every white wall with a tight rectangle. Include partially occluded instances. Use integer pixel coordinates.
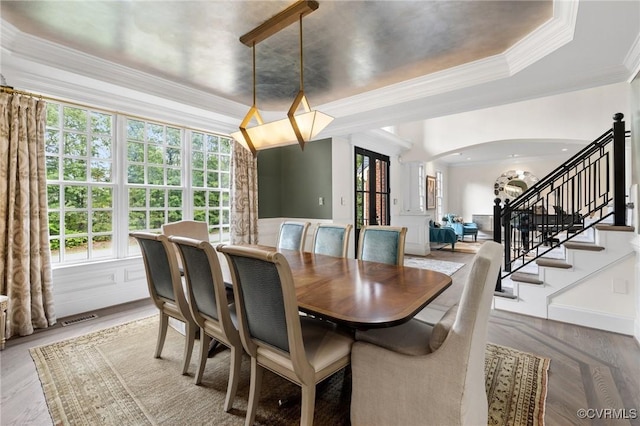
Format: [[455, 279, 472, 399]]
[[397, 82, 631, 160], [551, 255, 636, 319], [331, 137, 354, 223], [444, 154, 574, 221]]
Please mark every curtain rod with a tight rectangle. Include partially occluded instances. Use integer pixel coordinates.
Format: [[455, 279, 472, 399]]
[[1, 85, 45, 100], [0, 85, 231, 138]]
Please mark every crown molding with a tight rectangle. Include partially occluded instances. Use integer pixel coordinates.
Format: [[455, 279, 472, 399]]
[[1, 19, 247, 126], [2, 52, 240, 135], [504, 0, 578, 74], [349, 129, 412, 157], [624, 32, 640, 82]]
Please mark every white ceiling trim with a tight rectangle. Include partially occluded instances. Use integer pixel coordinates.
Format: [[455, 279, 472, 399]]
[[504, 0, 578, 74], [349, 129, 413, 157], [0, 19, 247, 122], [624, 32, 640, 82], [2, 47, 241, 134]]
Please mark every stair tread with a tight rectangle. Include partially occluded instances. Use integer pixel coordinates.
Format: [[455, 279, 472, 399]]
[[510, 272, 543, 285], [594, 224, 635, 232], [536, 258, 572, 269], [494, 289, 517, 299], [563, 241, 605, 251]]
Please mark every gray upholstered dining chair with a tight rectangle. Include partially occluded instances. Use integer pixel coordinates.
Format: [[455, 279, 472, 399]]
[[169, 236, 242, 412], [357, 225, 407, 265], [311, 223, 353, 258], [350, 241, 503, 425], [130, 232, 197, 375], [276, 220, 310, 252], [217, 244, 354, 426]]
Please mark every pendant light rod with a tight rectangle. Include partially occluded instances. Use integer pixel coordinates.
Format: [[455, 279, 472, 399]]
[[252, 42, 257, 106], [299, 15, 304, 91], [240, 0, 319, 47]]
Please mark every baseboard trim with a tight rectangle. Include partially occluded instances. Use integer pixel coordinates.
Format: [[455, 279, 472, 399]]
[[548, 303, 635, 336]]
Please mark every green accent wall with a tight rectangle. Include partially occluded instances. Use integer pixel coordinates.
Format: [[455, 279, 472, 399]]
[[257, 139, 332, 219]]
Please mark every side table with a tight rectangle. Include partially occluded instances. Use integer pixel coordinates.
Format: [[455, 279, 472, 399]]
[[0, 295, 7, 350]]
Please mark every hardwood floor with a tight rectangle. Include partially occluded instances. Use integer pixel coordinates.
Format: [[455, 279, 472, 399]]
[[1, 247, 639, 425]]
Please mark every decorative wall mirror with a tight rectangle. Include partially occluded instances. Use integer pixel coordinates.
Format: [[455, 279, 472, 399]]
[[494, 170, 538, 202]]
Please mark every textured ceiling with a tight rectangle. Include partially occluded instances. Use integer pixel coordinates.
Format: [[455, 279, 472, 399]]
[[1, 0, 552, 110]]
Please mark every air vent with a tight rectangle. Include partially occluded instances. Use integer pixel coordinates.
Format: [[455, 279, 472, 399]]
[[60, 314, 98, 327]]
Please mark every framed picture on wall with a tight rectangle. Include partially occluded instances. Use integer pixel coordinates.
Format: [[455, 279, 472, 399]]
[[426, 175, 436, 209]]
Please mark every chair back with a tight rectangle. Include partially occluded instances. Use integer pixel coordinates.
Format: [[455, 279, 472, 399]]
[[349, 240, 503, 426], [444, 240, 502, 421], [161, 220, 209, 270], [276, 221, 310, 252], [218, 245, 309, 373], [312, 223, 352, 258], [170, 237, 235, 333], [357, 225, 407, 265], [161, 220, 209, 240], [130, 232, 188, 314]]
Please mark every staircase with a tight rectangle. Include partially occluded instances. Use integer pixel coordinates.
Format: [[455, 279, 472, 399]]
[[492, 114, 637, 335], [494, 220, 636, 334]]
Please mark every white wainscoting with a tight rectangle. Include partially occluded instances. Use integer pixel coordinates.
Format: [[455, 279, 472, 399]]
[[52, 257, 149, 318], [471, 214, 493, 232], [396, 214, 432, 256]]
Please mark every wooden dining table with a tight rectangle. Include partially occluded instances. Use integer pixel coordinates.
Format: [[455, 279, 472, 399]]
[[226, 246, 453, 329]]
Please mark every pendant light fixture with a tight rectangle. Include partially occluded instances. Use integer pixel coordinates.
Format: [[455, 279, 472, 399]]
[[230, 0, 333, 156], [287, 14, 334, 149]]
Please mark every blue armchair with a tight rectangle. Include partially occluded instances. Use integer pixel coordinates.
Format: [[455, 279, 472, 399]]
[[450, 222, 479, 241], [429, 221, 456, 249]]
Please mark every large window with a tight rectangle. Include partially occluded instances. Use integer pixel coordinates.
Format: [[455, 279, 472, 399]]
[[190, 132, 231, 244], [45, 101, 232, 264], [46, 104, 115, 263], [436, 170, 443, 222]]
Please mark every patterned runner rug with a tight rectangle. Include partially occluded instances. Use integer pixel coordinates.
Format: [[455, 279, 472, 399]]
[[31, 316, 549, 425]]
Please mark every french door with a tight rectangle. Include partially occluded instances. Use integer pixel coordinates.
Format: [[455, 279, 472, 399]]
[[354, 147, 391, 253]]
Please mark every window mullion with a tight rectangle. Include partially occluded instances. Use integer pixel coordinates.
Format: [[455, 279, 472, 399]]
[[114, 113, 130, 258], [183, 129, 193, 220]]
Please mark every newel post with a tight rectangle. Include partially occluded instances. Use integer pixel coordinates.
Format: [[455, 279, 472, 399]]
[[493, 198, 503, 292], [493, 198, 502, 244], [613, 113, 626, 226], [503, 199, 512, 273]]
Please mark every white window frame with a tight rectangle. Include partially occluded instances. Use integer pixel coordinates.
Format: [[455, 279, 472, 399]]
[[436, 170, 443, 223], [45, 100, 232, 265]]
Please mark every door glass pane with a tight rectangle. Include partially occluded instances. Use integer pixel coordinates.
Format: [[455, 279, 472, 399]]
[[354, 147, 390, 253]]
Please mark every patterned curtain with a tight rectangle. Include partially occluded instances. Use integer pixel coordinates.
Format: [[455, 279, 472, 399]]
[[0, 92, 56, 338], [230, 141, 259, 244]]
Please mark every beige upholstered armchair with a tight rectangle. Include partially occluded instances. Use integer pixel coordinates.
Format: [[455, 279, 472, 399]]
[[350, 241, 502, 426]]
